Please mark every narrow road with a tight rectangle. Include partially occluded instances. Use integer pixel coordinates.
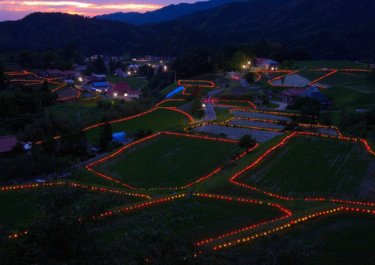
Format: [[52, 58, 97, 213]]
[[204, 99, 216, 121], [203, 89, 222, 121]]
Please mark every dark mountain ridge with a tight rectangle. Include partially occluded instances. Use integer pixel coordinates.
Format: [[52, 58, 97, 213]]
[[1, 0, 375, 60], [95, 0, 242, 25]]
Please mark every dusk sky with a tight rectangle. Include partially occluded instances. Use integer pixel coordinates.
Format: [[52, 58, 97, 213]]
[[0, 0, 198, 21]]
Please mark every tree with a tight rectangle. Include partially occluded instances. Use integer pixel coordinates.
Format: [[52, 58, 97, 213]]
[[244, 72, 255, 84], [99, 122, 112, 151], [226, 50, 252, 71], [239, 134, 256, 148], [60, 130, 88, 156], [134, 129, 153, 140], [0, 187, 108, 265], [0, 62, 6, 89], [173, 46, 214, 78], [191, 98, 204, 119], [86, 57, 106, 75], [289, 97, 321, 117], [368, 69, 375, 81], [138, 65, 154, 80]]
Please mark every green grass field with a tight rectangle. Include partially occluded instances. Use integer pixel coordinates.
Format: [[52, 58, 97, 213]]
[[160, 82, 180, 96], [96, 134, 240, 188], [297, 70, 332, 82], [0, 186, 139, 235], [214, 108, 233, 122], [47, 101, 104, 127], [232, 214, 375, 265], [302, 215, 375, 265], [241, 137, 373, 197], [321, 72, 369, 87], [323, 85, 375, 109], [315, 71, 375, 108], [86, 108, 191, 143], [157, 100, 188, 107], [95, 196, 281, 241]]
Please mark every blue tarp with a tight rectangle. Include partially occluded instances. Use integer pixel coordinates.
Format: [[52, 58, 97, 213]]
[[165, 86, 184, 99], [112, 132, 127, 143]]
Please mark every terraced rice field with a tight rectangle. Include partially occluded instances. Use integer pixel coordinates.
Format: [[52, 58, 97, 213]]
[[194, 124, 283, 142], [229, 120, 286, 130], [241, 137, 374, 198], [232, 111, 292, 122]]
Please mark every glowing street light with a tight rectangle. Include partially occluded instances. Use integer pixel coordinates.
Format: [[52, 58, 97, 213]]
[[124, 93, 128, 97], [202, 103, 206, 108], [113, 92, 118, 98], [163, 65, 168, 71]]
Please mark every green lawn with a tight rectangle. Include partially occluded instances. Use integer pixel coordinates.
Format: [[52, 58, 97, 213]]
[[298, 70, 329, 82], [157, 99, 188, 107], [0, 186, 139, 235], [214, 108, 233, 122], [241, 137, 373, 197], [302, 216, 375, 265], [86, 108, 191, 144], [96, 134, 240, 188], [320, 72, 369, 87], [160, 82, 179, 96], [47, 101, 104, 127], [232, 214, 375, 265], [323, 85, 375, 109], [94, 196, 281, 241]]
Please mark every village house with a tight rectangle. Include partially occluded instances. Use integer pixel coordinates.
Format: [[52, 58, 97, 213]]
[[109, 83, 141, 100], [90, 81, 111, 93], [256, 58, 280, 70], [280, 86, 331, 108]]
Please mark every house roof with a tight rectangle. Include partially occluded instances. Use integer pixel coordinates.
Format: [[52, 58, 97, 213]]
[[0, 135, 17, 153], [302, 86, 329, 103], [92, 81, 110, 88], [256, 58, 279, 66]]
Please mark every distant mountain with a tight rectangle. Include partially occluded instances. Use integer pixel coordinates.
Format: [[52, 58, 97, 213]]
[[95, 0, 242, 25], [0, 13, 142, 55], [143, 0, 375, 59], [1, 0, 375, 60]]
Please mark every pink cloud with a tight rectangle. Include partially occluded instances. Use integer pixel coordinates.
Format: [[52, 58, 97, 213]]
[[0, 0, 171, 20]]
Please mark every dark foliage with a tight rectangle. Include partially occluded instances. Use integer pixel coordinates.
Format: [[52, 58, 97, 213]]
[[239, 134, 256, 148], [99, 122, 113, 151], [1, 0, 374, 59]]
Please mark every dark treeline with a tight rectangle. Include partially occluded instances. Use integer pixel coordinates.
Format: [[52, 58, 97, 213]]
[[1, 0, 375, 61]]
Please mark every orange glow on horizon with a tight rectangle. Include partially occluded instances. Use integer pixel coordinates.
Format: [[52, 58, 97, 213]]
[[0, 0, 163, 19]]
